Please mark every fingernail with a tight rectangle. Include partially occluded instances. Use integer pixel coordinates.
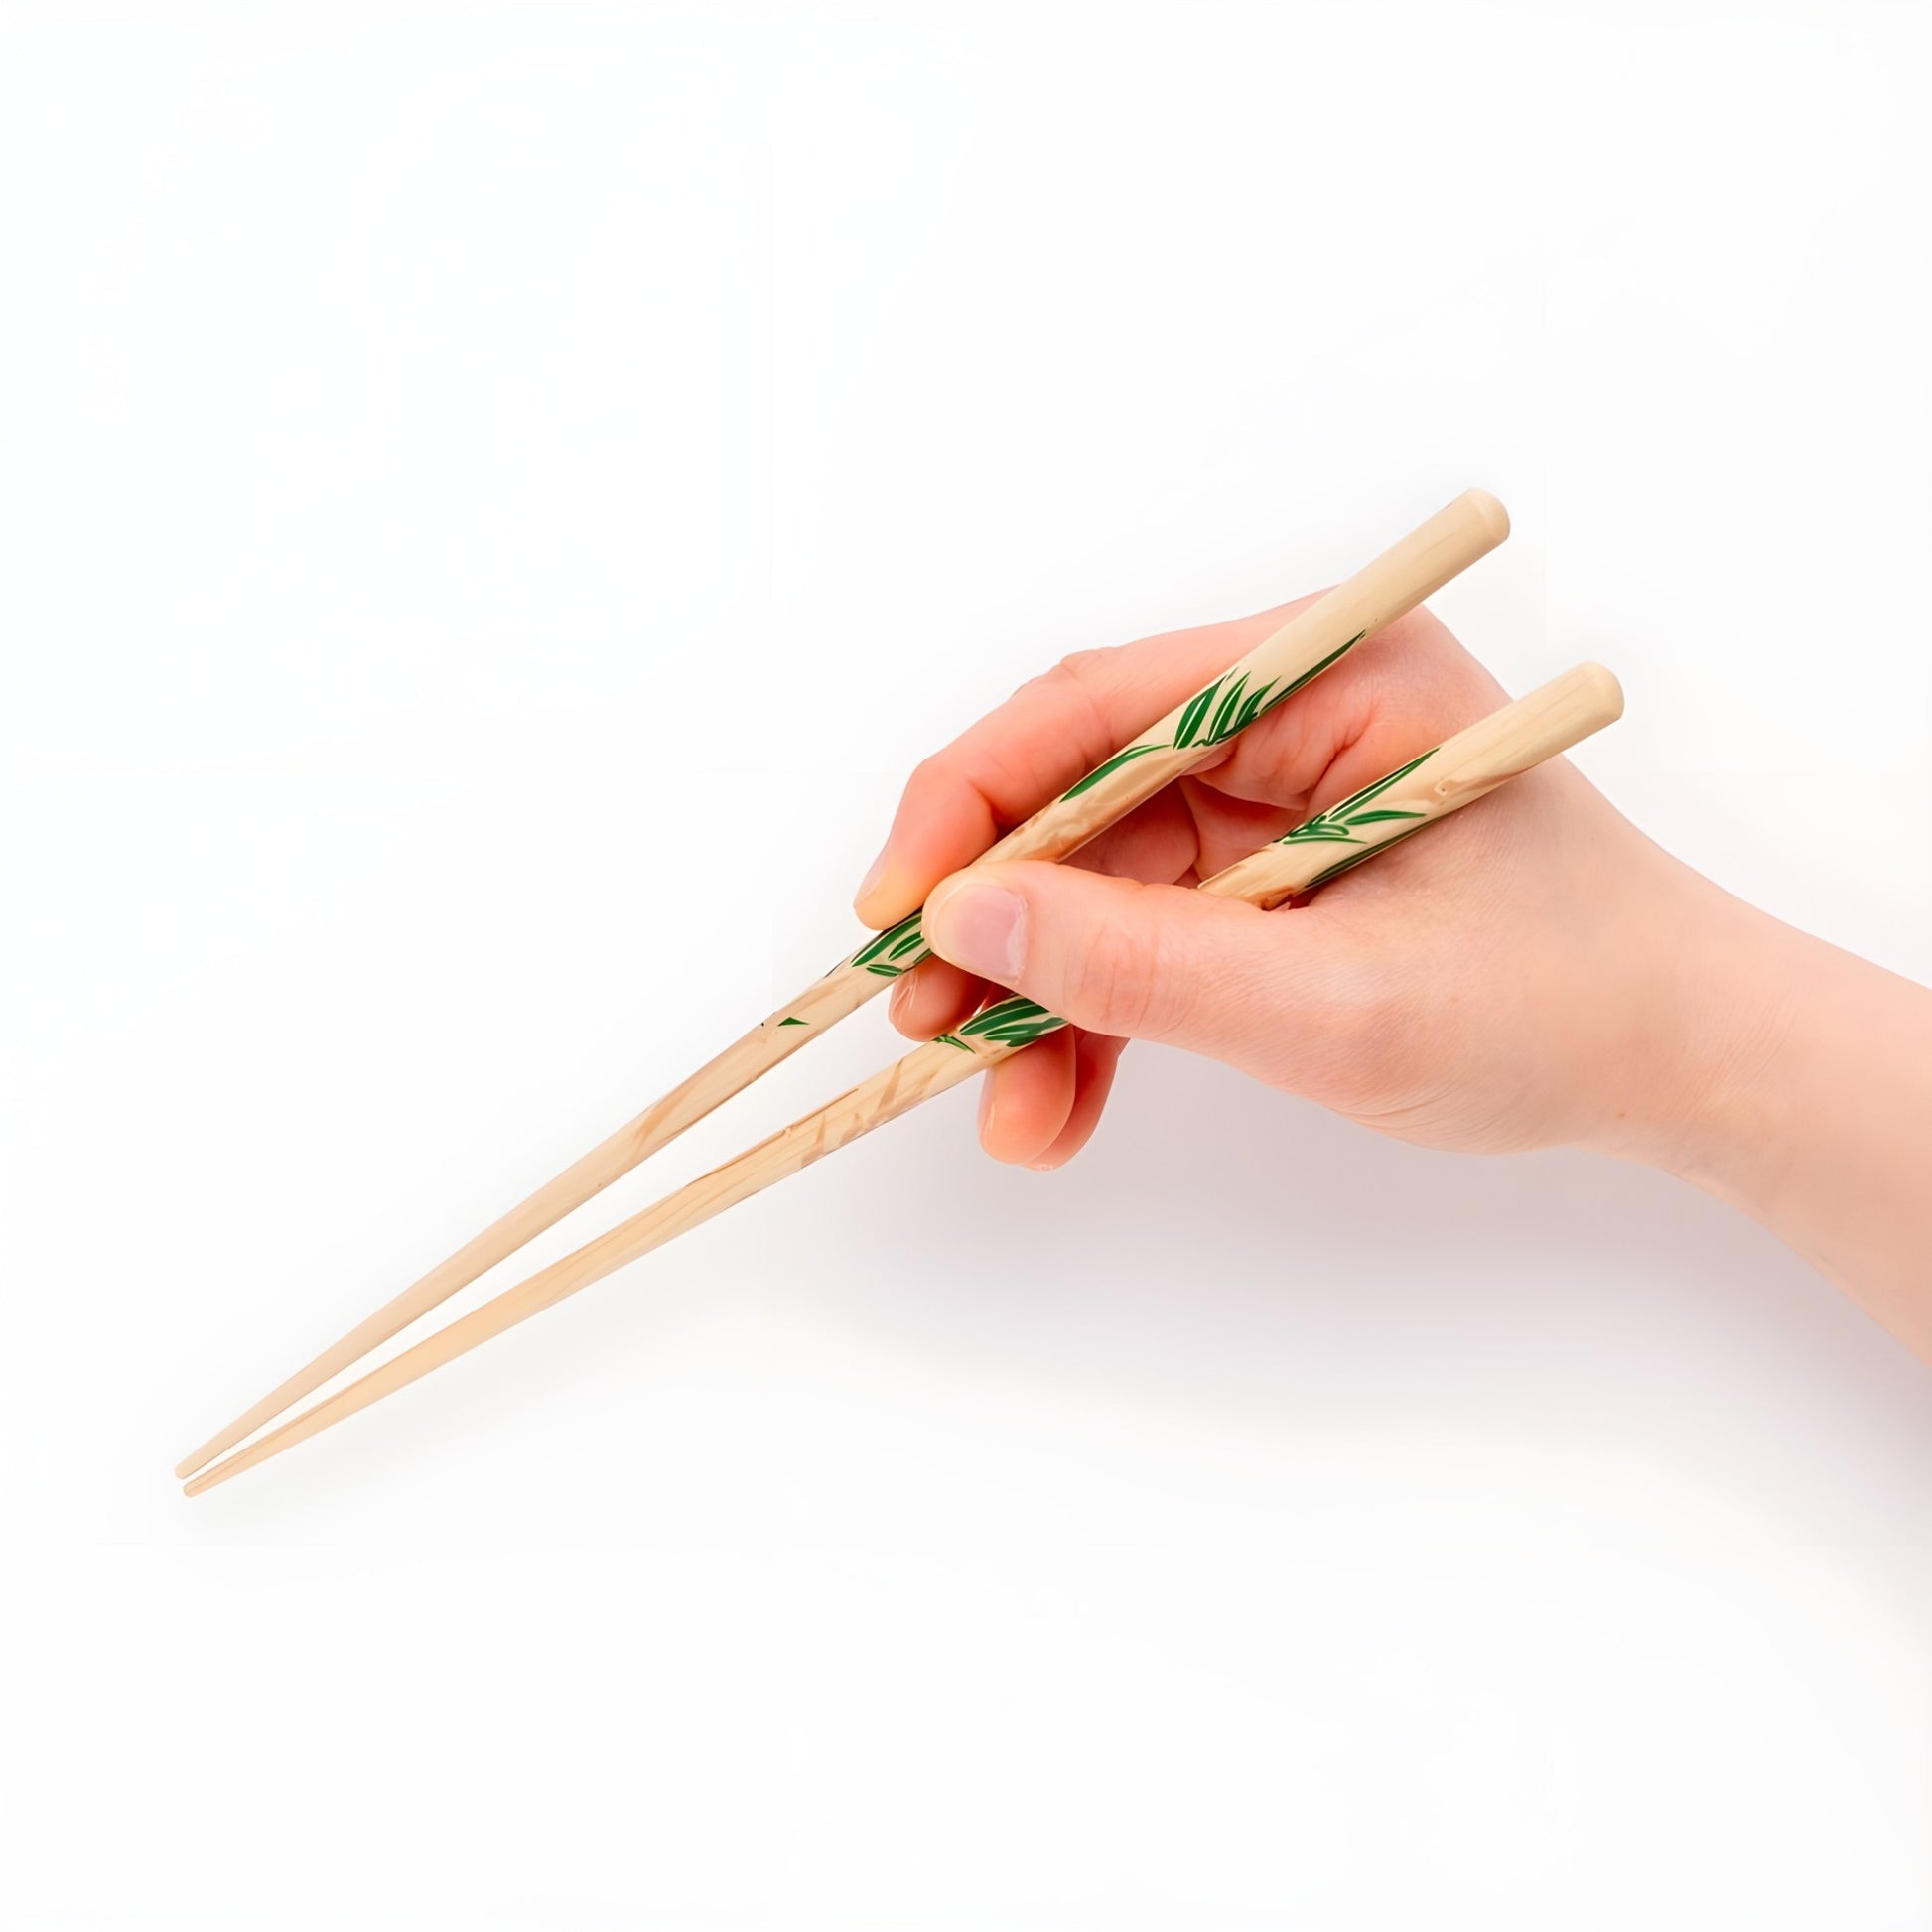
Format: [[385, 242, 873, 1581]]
[[927, 878, 1027, 981], [853, 848, 889, 916]]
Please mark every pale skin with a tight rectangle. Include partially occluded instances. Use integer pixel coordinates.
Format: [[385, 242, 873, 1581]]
[[854, 601, 1932, 1367]]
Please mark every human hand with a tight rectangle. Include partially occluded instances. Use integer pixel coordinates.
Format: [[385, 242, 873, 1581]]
[[856, 600, 1735, 1172], [855, 598, 1932, 1361]]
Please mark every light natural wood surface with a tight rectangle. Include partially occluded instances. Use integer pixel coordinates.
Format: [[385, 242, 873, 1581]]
[[175, 489, 1509, 1480], [978, 486, 1510, 867], [183, 663, 1618, 1498], [172, 962, 872, 1478], [1202, 661, 1626, 909]]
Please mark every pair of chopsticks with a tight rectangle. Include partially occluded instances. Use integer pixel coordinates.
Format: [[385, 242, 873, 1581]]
[[179, 489, 1622, 1494]]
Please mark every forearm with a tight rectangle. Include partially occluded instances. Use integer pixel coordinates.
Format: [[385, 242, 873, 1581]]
[[1628, 891, 1932, 1362]]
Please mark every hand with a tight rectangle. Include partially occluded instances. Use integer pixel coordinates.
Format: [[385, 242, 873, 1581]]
[[856, 599, 1725, 1169], [855, 600, 1932, 1362]]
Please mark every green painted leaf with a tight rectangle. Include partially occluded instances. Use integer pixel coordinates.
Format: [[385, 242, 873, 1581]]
[[958, 996, 1068, 1047], [851, 911, 925, 970], [1277, 746, 1438, 850], [1173, 677, 1224, 750], [778, 1016, 807, 1026], [1299, 818, 1431, 891], [1230, 678, 1278, 734], [934, 1034, 971, 1051], [1060, 740, 1165, 800], [1270, 629, 1367, 707], [1207, 672, 1249, 744], [1061, 628, 1371, 808], [1331, 748, 1435, 812], [959, 996, 1047, 1035]]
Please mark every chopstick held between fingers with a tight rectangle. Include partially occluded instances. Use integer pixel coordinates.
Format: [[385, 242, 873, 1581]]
[[176, 488, 1510, 1479], [184, 662, 1622, 1497]]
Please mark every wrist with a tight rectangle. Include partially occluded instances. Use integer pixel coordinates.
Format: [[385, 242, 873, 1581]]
[[1581, 865, 1811, 1197], [1589, 867, 1932, 1359]]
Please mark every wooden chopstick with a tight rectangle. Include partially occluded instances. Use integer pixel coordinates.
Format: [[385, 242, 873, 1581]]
[[182, 663, 1623, 1496], [175, 488, 1510, 1480]]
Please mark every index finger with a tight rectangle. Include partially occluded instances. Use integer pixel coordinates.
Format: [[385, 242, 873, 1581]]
[[853, 597, 1314, 927]]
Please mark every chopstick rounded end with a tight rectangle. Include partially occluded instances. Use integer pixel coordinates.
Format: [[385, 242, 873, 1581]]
[[1460, 487, 1510, 548], [1571, 660, 1626, 728]]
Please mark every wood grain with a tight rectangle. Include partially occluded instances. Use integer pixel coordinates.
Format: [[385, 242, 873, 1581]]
[[179, 492, 1506, 1479], [184, 661, 1619, 1498]]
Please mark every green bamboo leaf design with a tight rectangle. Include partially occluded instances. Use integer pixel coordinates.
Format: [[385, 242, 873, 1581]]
[[1061, 628, 1371, 802], [1193, 630, 1368, 749], [778, 1016, 807, 1026], [934, 1034, 971, 1052], [958, 996, 1068, 1047], [958, 996, 1045, 1034], [1060, 740, 1166, 801], [1279, 807, 1353, 845], [1254, 629, 1367, 720], [851, 910, 925, 971], [989, 1016, 1066, 1046], [1298, 818, 1431, 891], [1173, 677, 1225, 751], [1229, 678, 1278, 735], [1329, 748, 1435, 812], [1292, 628, 1368, 691], [1279, 747, 1438, 848], [1206, 672, 1250, 744]]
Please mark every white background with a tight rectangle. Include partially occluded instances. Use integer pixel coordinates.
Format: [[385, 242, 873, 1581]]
[[3, 4, 1929, 1927]]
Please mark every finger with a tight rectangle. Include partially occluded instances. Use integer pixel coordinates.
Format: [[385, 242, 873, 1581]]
[[1173, 774, 1302, 880], [853, 598, 1317, 926], [1030, 1032, 1128, 1170], [1197, 606, 1507, 816], [1066, 779, 1205, 887], [924, 858, 1340, 1061], [977, 1024, 1078, 1166], [894, 789, 1238, 1044], [887, 958, 985, 1040]]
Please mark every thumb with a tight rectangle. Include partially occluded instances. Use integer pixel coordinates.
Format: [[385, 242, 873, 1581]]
[[922, 859, 1320, 1060]]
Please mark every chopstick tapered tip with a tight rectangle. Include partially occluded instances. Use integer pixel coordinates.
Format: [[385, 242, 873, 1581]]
[[182, 1460, 235, 1499], [174, 1431, 233, 1480], [181, 1435, 276, 1496]]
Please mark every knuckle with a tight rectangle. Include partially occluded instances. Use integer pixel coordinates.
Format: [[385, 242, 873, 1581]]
[[1032, 648, 1120, 724], [1052, 645, 1121, 689], [904, 752, 951, 802], [1063, 891, 1175, 1037]]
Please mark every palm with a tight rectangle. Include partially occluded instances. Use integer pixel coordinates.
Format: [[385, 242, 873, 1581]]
[[870, 603, 1670, 1165]]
